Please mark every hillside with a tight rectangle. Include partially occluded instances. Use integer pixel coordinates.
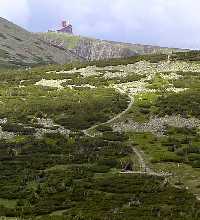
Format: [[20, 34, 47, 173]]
[[0, 17, 81, 68], [40, 32, 186, 61], [0, 17, 188, 68], [1, 16, 200, 220], [0, 52, 200, 219]]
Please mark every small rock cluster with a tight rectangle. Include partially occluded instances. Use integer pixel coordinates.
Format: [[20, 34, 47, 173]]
[[0, 118, 15, 140], [166, 87, 188, 93], [113, 115, 200, 136], [35, 127, 70, 139], [35, 79, 96, 90], [35, 79, 67, 89], [0, 117, 70, 140], [35, 118, 70, 138], [36, 118, 56, 128], [65, 84, 96, 89], [0, 118, 7, 125], [0, 127, 15, 140], [77, 66, 103, 77], [160, 72, 182, 80]]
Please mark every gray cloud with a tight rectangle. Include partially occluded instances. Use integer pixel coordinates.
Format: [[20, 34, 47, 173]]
[[0, 0, 200, 49]]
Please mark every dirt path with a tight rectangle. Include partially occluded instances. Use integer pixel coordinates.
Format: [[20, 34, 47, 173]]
[[83, 87, 171, 177], [124, 146, 171, 177], [83, 92, 134, 137], [131, 146, 148, 172]]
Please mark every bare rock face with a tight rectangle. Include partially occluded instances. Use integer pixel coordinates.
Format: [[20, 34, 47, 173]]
[[0, 17, 80, 68], [40, 32, 186, 62], [73, 38, 136, 61], [72, 38, 187, 61]]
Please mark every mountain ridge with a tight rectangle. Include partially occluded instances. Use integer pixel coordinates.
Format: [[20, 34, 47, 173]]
[[0, 17, 188, 68], [0, 17, 81, 68], [40, 32, 187, 62]]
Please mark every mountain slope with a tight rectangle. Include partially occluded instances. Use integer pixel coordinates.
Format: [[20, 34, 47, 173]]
[[40, 32, 187, 61], [0, 17, 188, 68], [0, 17, 81, 68], [0, 55, 200, 219]]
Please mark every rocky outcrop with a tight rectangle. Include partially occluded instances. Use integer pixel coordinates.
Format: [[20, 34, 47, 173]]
[[72, 38, 136, 61], [113, 116, 200, 136], [40, 32, 186, 62]]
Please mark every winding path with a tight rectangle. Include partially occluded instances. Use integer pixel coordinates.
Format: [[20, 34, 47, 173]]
[[83, 89, 134, 137], [126, 146, 171, 177], [83, 97, 133, 137], [83, 87, 171, 177]]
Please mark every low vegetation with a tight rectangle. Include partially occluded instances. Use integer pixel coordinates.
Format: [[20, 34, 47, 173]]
[[0, 52, 200, 219], [155, 90, 200, 119]]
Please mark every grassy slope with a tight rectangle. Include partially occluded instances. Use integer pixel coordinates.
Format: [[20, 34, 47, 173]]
[[0, 52, 200, 219], [41, 32, 82, 49], [0, 17, 81, 68]]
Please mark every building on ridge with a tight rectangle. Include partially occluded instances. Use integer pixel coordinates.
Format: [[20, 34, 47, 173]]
[[57, 20, 73, 34]]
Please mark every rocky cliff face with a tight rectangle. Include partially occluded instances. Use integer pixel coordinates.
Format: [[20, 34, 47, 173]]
[[40, 32, 186, 62], [72, 38, 136, 61], [0, 17, 80, 68]]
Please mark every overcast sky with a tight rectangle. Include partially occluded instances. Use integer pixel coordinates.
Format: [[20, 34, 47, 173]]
[[0, 0, 200, 49]]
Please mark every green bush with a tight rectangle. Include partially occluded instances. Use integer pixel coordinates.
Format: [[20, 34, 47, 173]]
[[89, 164, 110, 173], [98, 159, 118, 168], [96, 125, 113, 132], [191, 160, 200, 168], [155, 90, 200, 119]]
